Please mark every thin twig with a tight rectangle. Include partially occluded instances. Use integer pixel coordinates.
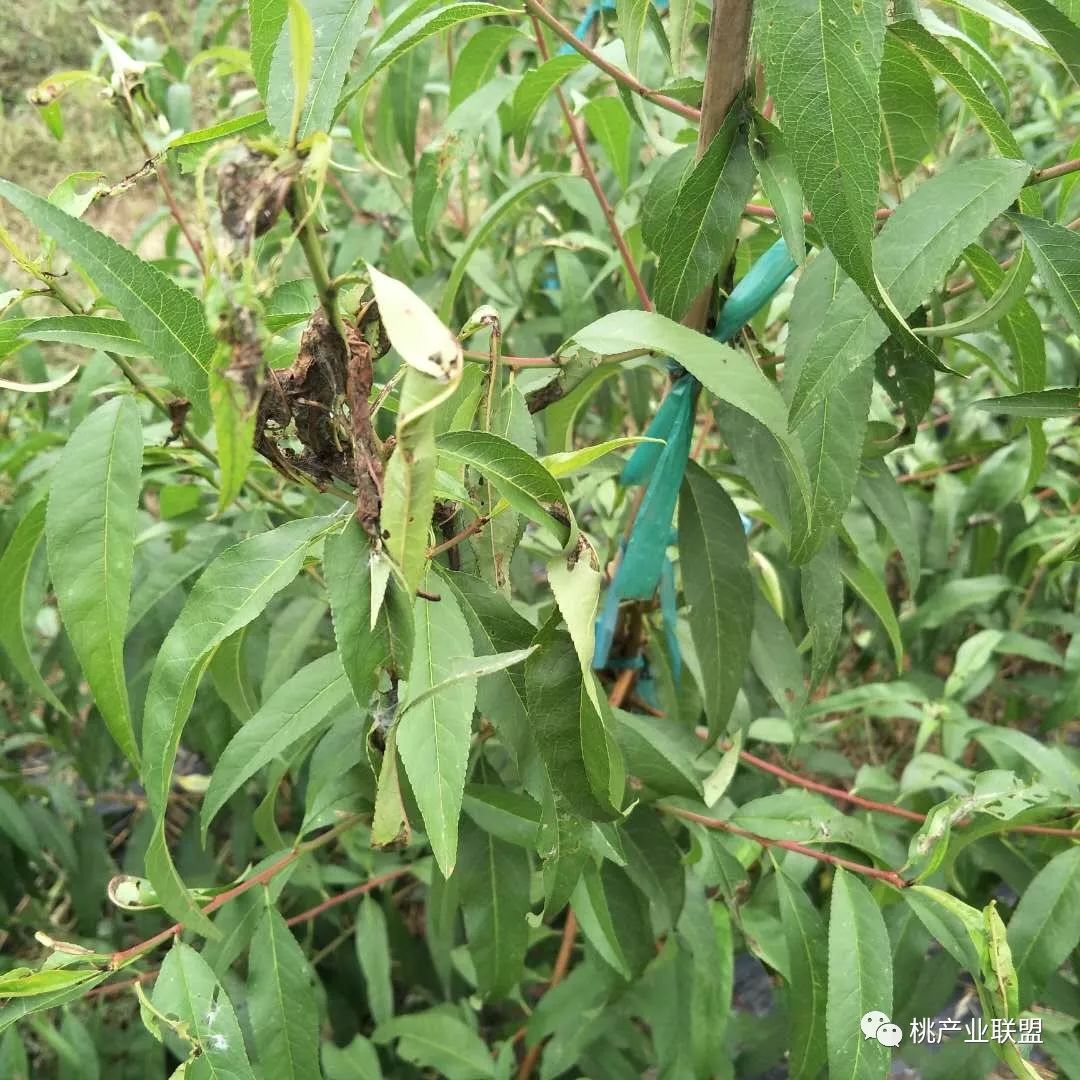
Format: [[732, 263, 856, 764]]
[[108, 816, 364, 969], [463, 349, 558, 368], [285, 867, 411, 927], [517, 912, 578, 1079], [528, 13, 652, 311], [699, 730, 1078, 838], [427, 515, 490, 557], [523, 0, 701, 123], [660, 804, 908, 888]]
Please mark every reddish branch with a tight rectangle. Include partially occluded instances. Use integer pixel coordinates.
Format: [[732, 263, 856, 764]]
[[517, 912, 578, 1079], [107, 815, 362, 969], [284, 867, 411, 927], [661, 805, 909, 888], [706, 733, 1078, 839], [89, 863, 409, 1000]]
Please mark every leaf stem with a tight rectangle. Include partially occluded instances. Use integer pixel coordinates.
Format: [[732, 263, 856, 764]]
[[427, 514, 491, 557], [522, 0, 702, 124]]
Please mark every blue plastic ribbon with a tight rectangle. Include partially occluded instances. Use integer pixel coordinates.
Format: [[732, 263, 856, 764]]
[[592, 237, 800, 674]]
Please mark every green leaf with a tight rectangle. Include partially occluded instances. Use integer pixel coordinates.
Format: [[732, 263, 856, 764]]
[[209, 352, 257, 514], [201, 652, 352, 836], [1001, 0, 1080, 82], [652, 115, 754, 319], [749, 112, 806, 264], [0, 973, 108, 1035], [1006, 847, 1080, 1006], [614, 709, 703, 798], [355, 896, 394, 1025], [0, 179, 214, 408], [568, 312, 813, 550], [143, 515, 335, 930], [1011, 213, 1080, 337], [619, 807, 686, 929], [678, 461, 754, 738], [642, 147, 694, 254], [583, 97, 633, 190], [341, 3, 516, 111], [47, 397, 142, 765], [371, 726, 410, 848], [776, 867, 827, 1080], [458, 815, 530, 998], [373, 1010, 495, 1079], [758, 0, 885, 294], [787, 158, 1031, 427], [618, 0, 652, 74], [323, 1036, 384, 1080], [0, 969, 101, 999], [399, 646, 536, 717], [918, 246, 1033, 338], [152, 941, 256, 1079], [547, 544, 603, 708], [800, 535, 843, 687], [857, 459, 920, 586], [396, 569, 478, 876], [0, 500, 67, 714], [571, 861, 653, 979], [380, 365, 443, 597], [301, 0, 375, 138], [826, 868, 893, 1080], [889, 21, 1041, 221], [0, 786, 38, 857], [839, 545, 903, 669], [511, 54, 586, 155], [267, 0, 315, 143], [128, 525, 230, 633], [905, 574, 1012, 631], [434, 568, 535, 764], [249, 894, 321, 1080], [169, 112, 271, 170], [437, 430, 572, 547], [438, 172, 569, 320], [972, 388, 1079, 417], [541, 436, 662, 477], [448, 25, 522, 108], [879, 30, 938, 179], [250, 0, 289, 104], [525, 619, 623, 821], [324, 519, 392, 705], [15, 315, 149, 357]]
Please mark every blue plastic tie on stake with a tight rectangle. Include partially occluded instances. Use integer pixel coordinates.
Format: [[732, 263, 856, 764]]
[[712, 238, 799, 343], [593, 237, 800, 672], [557, 1, 600, 54]]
